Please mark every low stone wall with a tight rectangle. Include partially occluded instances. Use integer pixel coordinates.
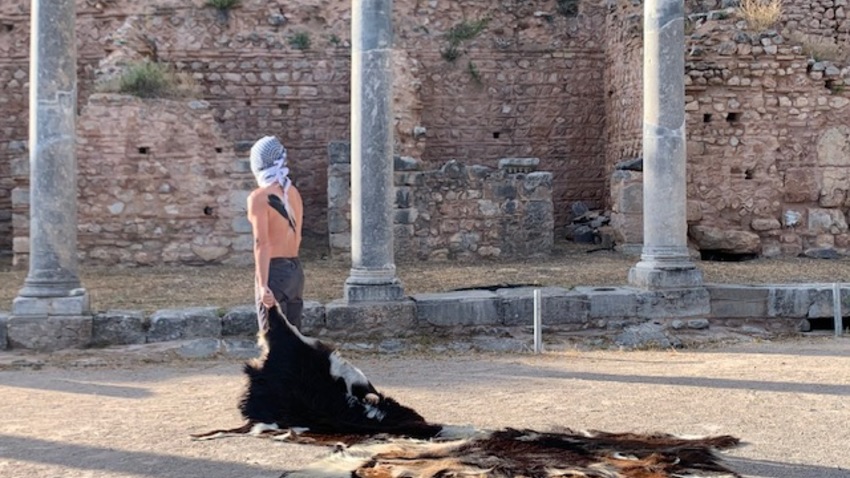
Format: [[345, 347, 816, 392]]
[[327, 142, 554, 261], [2, 283, 845, 352]]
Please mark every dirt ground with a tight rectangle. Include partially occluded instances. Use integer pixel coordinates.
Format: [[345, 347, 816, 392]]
[[3, 241, 850, 313], [1, 336, 849, 478]]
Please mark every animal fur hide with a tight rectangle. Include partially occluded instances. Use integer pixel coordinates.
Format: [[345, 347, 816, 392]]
[[281, 428, 742, 478], [190, 301, 741, 477], [191, 303, 443, 441]]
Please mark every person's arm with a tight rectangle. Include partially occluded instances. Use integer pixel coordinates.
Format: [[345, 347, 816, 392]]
[[247, 192, 271, 291]]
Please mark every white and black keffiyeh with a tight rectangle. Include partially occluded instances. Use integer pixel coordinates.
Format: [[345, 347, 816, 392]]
[[250, 135, 296, 230]]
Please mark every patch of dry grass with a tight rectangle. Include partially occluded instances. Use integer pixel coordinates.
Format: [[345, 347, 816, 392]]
[[1, 241, 849, 314], [737, 0, 782, 32], [787, 31, 850, 63]]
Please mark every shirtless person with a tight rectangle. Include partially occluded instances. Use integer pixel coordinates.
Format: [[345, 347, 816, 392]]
[[247, 135, 305, 331]]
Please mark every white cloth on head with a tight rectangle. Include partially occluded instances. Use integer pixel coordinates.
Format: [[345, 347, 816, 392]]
[[250, 136, 296, 230]]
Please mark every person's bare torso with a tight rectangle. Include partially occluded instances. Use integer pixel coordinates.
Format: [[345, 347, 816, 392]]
[[260, 184, 303, 258]]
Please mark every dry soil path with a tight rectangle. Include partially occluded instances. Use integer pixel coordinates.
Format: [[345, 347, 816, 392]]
[[1, 337, 849, 478]]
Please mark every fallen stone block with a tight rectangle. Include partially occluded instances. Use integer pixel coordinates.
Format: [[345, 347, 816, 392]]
[[615, 321, 681, 349], [303, 300, 325, 333], [222, 338, 261, 359], [176, 339, 222, 359]]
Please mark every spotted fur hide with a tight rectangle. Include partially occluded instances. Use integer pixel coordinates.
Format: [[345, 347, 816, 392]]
[[281, 428, 742, 478]]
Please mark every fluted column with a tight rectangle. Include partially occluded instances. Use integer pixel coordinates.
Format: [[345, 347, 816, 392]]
[[8, 0, 91, 351], [628, 0, 703, 289], [344, 0, 404, 302]]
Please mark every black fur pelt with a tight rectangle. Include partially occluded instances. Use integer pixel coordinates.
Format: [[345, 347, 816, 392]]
[[192, 304, 443, 441]]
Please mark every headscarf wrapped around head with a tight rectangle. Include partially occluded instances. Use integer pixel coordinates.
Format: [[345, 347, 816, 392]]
[[250, 135, 296, 230]]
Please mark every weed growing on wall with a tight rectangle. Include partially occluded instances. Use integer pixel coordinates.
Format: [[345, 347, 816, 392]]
[[441, 18, 488, 64], [206, 0, 240, 10], [289, 32, 311, 50], [103, 61, 196, 99], [206, 0, 240, 22], [737, 0, 782, 32]]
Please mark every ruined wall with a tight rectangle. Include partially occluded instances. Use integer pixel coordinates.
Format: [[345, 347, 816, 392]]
[[606, 0, 850, 258], [1, 0, 608, 264], [686, 16, 850, 257], [327, 143, 554, 261], [0, 6, 28, 258]]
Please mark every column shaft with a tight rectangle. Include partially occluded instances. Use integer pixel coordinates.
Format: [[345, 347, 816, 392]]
[[344, 0, 404, 302], [19, 0, 82, 297], [628, 0, 703, 289]]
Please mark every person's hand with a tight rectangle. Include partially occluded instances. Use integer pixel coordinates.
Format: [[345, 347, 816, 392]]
[[260, 286, 275, 308]]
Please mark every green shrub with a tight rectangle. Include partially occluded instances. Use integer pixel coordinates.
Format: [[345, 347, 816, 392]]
[[289, 32, 311, 50], [205, 0, 240, 10], [109, 61, 195, 99]]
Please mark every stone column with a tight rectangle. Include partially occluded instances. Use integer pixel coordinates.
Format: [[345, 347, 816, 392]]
[[8, 0, 92, 351], [344, 0, 404, 302], [628, 0, 703, 289]]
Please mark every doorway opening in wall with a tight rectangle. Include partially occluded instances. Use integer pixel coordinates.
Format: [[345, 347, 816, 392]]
[[699, 249, 759, 262], [2, 24, 12, 32]]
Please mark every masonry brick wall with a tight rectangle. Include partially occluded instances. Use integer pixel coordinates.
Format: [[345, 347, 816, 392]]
[[327, 143, 554, 261], [1, 0, 610, 264]]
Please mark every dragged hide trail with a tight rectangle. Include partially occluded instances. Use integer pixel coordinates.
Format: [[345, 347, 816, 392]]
[[281, 428, 742, 478], [191, 302, 741, 477]]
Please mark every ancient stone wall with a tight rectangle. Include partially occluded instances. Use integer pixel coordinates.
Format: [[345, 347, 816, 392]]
[[606, 0, 850, 258], [1, 0, 609, 265], [12, 94, 254, 266], [327, 142, 554, 261]]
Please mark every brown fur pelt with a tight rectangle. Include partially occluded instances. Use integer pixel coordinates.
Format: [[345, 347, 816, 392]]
[[281, 427, 742, 478]]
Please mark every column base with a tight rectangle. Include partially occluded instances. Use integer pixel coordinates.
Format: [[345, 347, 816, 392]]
[[8, 292, 93, 351], [344, 267, 406, 302], [628, 261, 704, 290]]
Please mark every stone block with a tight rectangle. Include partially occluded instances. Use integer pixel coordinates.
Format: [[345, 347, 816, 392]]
[[221, 338, 261, 359], [176, 339, 222, 359], [0, 313, 8, 350], [636, 288, 711, 318], [6, 316, 92, 351], [147, 307, 221, 343], [807, 287, 850, 318], [708, 285, 769, 318], [497, 287, 589, 326], [498, 157, 539, 173], [394, 155, 421, 171], [768, 287, 812, 317], [414, 290, 500, 327], [221, 305, 257, 336], [327, 141, 350, 164], [689, 225, 761, 253], [324, 299, 416, 331], [615, 321, 680, 349], [302, 300, 325, 333], [573, 286, 638, 318], [12, 294, 91, 316], [92, 310, 146, 346]]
